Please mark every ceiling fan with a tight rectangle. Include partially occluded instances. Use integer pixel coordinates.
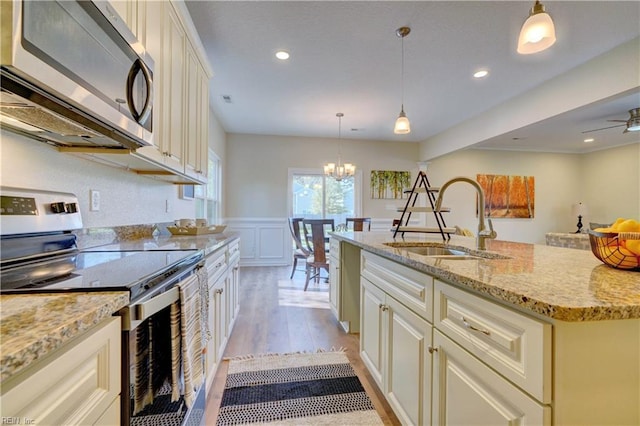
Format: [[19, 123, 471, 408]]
[[581, 107, 640, 134]]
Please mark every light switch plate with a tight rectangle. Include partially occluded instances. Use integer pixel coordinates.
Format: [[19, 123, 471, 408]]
[[90, 190, 100, 211]]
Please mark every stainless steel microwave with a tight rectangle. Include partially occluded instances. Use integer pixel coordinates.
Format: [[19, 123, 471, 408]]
[[0, 0, 154, 151]]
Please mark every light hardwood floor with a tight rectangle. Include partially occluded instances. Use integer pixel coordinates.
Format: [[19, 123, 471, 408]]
[[204, 265, 400, 425]]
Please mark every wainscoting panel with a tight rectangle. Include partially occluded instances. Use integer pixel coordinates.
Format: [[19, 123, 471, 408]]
[[225, 218, 289, 267]]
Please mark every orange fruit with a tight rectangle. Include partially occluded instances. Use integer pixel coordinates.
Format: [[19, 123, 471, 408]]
[[626, 240, 640, 256], [594, 227, 613, 233], [611, 218, 627, 230], [616, 219, 640, 233]]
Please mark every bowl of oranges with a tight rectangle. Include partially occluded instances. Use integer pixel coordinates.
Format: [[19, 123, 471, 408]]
[[588, 218, 640, 271]]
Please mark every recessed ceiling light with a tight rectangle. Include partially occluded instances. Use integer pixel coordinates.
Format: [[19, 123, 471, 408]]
[[473, 69, 489, 79], [275, 50, 290, 60], [583, 138, 594, 143]]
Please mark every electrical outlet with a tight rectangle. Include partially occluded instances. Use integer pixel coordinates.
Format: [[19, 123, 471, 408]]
[[90, 190, 100, 212]]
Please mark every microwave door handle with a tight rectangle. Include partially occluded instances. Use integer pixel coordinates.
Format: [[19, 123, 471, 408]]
[[126, 58, 153, 124]]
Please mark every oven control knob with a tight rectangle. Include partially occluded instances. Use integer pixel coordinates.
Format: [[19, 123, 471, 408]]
[[51, 202, 66, 213], [65, 203, 78, 213]]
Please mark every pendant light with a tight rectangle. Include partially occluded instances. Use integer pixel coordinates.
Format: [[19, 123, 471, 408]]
[[517, 0, 556, 55], [394, 26, 411, 134], [324, 113, 355, 181]]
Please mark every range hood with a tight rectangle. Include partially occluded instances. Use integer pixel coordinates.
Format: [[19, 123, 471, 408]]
[[1, 70, 141, 152]]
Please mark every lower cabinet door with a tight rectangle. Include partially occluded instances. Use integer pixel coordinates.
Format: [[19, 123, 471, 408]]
[[1, 317, 121, 426], [328, 254, 340, 317], [360, 279, 386, 388], [385, 296, 432, 426], [433, 330, 551, 426]]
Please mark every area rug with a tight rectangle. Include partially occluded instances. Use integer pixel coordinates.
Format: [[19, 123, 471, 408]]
[[216, 350, 384, 425]]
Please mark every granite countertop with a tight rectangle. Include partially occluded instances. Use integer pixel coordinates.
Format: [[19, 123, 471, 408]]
[[0, 291, 129, 382], [83, 232, 240, 257], [331, 231, 640, 322]]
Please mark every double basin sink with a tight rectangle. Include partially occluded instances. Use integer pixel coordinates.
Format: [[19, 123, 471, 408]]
[[383, 242, 511, 260]]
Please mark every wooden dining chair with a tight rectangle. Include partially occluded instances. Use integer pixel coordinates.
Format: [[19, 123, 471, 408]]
[[302, 219, 334, 290], [346, 217, 371, 231], [288, 217, 310, 279]]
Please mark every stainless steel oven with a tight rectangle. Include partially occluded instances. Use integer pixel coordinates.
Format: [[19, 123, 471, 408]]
[[0, 187, 206, 426]]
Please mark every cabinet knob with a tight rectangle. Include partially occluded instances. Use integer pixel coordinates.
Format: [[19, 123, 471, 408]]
[[462, 317, 491, 336], [215, 288, 223, 294], [379, 304, 389, 312], [428, 346, 438, 354]]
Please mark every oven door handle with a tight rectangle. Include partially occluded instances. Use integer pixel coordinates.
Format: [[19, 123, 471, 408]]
[[133, 286, 179, 322]]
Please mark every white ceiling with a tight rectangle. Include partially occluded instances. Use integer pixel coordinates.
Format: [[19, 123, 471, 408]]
[[185, 1, 640, 154]]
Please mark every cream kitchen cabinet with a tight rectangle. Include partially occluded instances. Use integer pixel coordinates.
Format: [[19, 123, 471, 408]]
[[184, 40, 209, 182], [328, 238, 360, 332], [108, 0, 146, 47], [360, 251, 434, 426], [134, 1, 211, 183], [433, 330, 550, 425], [204, 240, 241, 393], [360, 249, 549, 426], [1, 317, 121, 426]]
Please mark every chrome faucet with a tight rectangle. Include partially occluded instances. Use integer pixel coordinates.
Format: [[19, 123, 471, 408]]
[[434, 176, 497, 250]]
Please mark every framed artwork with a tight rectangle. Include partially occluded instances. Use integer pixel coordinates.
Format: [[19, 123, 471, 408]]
[[370, 170, 410, 199], [476, 174, 534, 218]]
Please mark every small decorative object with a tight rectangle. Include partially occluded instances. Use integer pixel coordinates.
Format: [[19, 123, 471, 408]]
[[370, 170, 410, 199], [572, 203, 588, 233], [476, 174, 535, 218]]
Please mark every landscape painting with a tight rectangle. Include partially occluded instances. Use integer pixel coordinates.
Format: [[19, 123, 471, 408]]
[[476, 174, 535, 218], [370, 171, 410, 199]]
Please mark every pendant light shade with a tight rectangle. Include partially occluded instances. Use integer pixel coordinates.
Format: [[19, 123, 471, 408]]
[[394, 106, 410, 134], [518, 1, 556, 54], [394, 26, 411, 134]]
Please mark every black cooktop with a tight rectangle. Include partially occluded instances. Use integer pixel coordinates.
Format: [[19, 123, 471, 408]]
[[1, 249, 202, 301]]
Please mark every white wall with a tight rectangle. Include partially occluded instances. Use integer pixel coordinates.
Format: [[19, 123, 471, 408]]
[[581, 143, 640, 223], [0, 116, 228, 228], [225, 133, 420, 219], [425, 145, 640, 244], [425, 150, 583, 244]]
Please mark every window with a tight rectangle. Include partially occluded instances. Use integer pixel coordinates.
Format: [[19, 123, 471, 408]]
[[195, 149, 221, 224], [288, 168, 362, 224]]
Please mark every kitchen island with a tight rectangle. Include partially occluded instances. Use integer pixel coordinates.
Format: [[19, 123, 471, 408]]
[[330, 231, 640, 426]]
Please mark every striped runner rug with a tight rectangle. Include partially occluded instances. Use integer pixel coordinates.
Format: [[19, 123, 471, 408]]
[[216, 350, 384, 425]]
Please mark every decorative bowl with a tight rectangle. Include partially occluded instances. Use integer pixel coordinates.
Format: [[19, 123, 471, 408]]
[[588, 230, 640, 271]]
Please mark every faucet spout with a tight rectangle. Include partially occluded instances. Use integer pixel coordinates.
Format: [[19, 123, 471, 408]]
[[435, 176, 497, 250]]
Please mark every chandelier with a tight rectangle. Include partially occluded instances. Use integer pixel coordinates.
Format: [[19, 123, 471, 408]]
[[324, 113, 355, 181]]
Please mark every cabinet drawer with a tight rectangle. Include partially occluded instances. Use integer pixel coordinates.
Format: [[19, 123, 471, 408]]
[[228, 241, 240, 264], [361, 251, 433, 322], [206, 249, 228, 284], [434, 280, 551, 403], [433, 330, 550, 425], [1, 317, 121, 426]]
